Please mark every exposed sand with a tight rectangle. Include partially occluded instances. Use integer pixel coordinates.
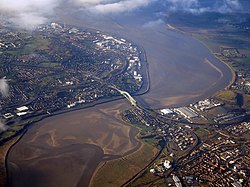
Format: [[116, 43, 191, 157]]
[[7, 10, 234, 187], [7, 101, 140, 187]]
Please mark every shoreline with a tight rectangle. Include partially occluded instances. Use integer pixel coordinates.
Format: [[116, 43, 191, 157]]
[[3, 40, 150, 186], [4, 133, 26, 187], [213, 54, 236, 90], [4, 22, 235, 187], [193, 35, 236, 91], [5, 99, 142, 187], [0, 30, 150, 146], [166, 22, 235, 93], [0, 133, 25, 187], [88, 121, 144, 187], [89, 25, 236, 185]]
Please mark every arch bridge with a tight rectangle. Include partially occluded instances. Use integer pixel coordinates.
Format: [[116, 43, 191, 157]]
[[110, 85, 137, 107]]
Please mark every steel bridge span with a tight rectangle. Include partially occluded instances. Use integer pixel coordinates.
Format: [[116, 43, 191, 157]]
[[110, 86, 137, 107]]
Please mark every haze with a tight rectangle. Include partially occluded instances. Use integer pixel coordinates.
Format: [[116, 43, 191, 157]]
[[0, 0, 249, 29]]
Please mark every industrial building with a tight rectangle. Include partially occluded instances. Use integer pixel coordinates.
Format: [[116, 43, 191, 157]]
[[175, 107, 198, 119]]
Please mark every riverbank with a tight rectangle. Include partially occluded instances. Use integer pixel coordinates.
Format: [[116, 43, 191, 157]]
[[5, 16, 234, 187], [90, 140, 158, 187], [6, 100, 142, 187], [0, 136, 21, 187], [166, 22, 237, 97]]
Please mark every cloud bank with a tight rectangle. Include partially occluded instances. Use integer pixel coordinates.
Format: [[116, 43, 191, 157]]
[[0, 0, 154, 29], [0, 0, 245, 29], [165, 0, 243, 14], [74, 0, 153, 14], [0, 0, 59, 29]]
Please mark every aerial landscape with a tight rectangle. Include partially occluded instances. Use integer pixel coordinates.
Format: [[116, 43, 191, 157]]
[[0, 0, 249, 187]]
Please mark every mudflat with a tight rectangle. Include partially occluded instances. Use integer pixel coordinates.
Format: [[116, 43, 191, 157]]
[[7, 11, 234, 187], [7, 101, 140, 187]]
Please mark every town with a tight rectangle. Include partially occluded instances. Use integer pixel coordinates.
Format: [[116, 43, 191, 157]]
[[121, 95, 249, 186], [0, 22, 148, 142], [0, 21, 249, 187]]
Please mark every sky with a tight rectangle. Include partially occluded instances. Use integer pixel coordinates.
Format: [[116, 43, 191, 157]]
[[0, 0, 249, 29]]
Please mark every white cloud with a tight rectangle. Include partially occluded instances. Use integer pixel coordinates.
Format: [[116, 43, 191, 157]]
[[0, 0, 61, 29], [166, 0, 199, 11], [0, 0, 154, 28], [142, 19, 164, 28], [74, 0, 153, 14], [9, 13, 49, 30], [165, 0, 242, 14], [0, 77, 9, 97], [225, 0, 241, 9], [0, 0, 244, 29], [215, 0, 242, 13]]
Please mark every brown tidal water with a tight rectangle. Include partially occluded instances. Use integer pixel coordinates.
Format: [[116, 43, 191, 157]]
[[7, 12, 233, 187], [57, 11, 232, 108]]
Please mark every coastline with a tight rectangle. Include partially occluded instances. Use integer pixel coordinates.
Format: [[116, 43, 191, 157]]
[[5, 22, 236, 187], [193, 35, 236, 91], [88, 122, 144, 187], [3, 39, 150, 186], [5, 100, 141, 187], [89, 128, 159, 187], [89, 24, 236, 185], [0, 134, 24, 187], [0, 31, 150, 146], [213, 54, 236, 90], [4, 133, 26, 187], [167, 23, 235, 93]]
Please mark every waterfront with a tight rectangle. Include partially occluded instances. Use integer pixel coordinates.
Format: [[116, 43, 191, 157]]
[[6, 12, 233, 187], [57, 10, 233, 108]]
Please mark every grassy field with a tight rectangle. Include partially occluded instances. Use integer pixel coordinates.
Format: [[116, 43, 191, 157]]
[[142, 137, 158, 145], [131, 170, 164, 187], [234, 57, 250, 69], [215, 90, 237, 105], [6, 35, 50, 56], [40, 62, 61, 67], [0, 125, 23, 142], [194, 127, 211, 140], [137, 124, 155, 136], [193, 33, 250, 53], [90, 143, 158, 187], [243, 94, 250, 109]]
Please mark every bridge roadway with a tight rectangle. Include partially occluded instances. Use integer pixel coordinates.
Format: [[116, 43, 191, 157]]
[[109, 85, 138, 107], [86, 73, 138, 107]]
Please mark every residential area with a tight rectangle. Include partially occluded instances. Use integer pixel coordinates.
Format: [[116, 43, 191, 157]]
[[0, 22, 148, 141], [122, 94, 249, 186]]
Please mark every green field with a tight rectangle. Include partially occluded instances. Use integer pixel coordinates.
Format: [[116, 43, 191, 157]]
[[40, 62, 61, 67], [194, 127, 211, 139], [6, 35, 50, 55], [91, 143, 158, 187]]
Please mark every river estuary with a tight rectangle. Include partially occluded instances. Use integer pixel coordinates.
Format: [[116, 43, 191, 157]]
[[7, 10, 232, 187]]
